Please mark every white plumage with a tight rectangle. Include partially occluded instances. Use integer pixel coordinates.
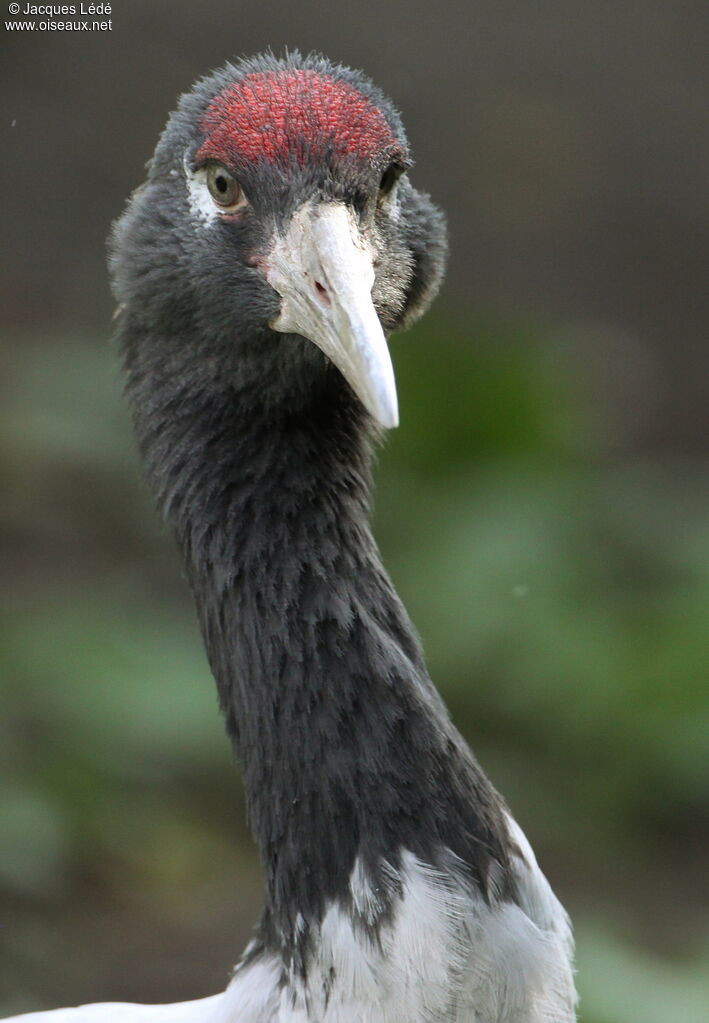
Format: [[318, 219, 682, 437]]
[[6, 815, 575, 1023]]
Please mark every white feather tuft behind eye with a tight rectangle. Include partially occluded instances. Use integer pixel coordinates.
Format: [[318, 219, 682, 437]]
[[184, 160, 221, 226]]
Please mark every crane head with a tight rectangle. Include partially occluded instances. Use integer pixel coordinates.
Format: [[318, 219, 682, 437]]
[[111, 53, 447, 429]]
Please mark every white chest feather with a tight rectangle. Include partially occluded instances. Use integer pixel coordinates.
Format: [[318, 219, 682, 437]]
[[219, 816, 577, 1023], [5, 819, 576, 1023]]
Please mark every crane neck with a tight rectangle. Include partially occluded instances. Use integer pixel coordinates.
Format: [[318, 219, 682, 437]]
[[124, 335, 511, 948]]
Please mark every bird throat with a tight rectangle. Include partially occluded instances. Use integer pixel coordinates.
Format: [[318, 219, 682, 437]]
[[125, 351, 511, 952]]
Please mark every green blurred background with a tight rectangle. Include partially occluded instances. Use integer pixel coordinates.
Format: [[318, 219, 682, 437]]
[[1, 3, 708, 1021]]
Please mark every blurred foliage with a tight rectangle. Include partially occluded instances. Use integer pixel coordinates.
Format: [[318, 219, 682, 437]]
[[1, 318, 708, 1021]]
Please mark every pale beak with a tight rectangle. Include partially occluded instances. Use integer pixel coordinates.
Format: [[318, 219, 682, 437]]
[[265, 202, 399, 429]]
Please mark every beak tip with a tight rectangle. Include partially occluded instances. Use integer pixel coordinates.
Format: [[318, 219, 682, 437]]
[[372, 397, 399, 430]]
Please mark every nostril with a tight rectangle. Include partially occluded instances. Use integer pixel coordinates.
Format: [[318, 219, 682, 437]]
[[314, 280, 331, 307]]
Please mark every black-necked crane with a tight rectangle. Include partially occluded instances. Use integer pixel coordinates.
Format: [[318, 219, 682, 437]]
[[7, 52, 577, 1023]]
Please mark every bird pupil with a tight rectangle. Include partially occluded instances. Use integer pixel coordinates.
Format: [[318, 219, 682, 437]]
[[216, 175, 228, 193]]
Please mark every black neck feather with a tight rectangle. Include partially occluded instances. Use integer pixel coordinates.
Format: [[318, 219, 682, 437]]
[[122, 328, 513, 946]]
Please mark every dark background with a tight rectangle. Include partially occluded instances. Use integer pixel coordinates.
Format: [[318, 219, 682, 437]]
[[2, 3, 708, 1021]]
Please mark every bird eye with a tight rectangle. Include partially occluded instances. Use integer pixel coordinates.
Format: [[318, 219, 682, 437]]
[[206, 164, 243, 210], [378, 163, 403, 199]]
